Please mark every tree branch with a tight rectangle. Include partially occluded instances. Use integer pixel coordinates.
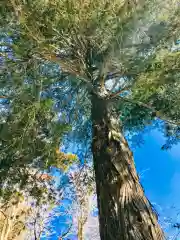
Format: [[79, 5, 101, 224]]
[[0, 210, 7, 219], [0, 96, 8, 99], [105, 71, 133, 81], [109, 86, 130, 99], [58, 221, 73, 239], [119, 96, 180, 126], [122, 42, 153, 49], [39, 53, 95, 93]]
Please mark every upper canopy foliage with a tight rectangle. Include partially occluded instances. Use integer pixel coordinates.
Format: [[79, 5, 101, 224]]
[[0, 0, 180, 153], [1, 0, 179, 76]]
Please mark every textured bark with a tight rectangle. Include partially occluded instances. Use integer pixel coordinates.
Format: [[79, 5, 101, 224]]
[[0, 199, 29, 240], [91, 93, 164, 240]]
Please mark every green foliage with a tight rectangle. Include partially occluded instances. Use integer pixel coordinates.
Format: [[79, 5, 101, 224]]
[[129, 50, 180, 125], [0, 34, 75, 200], [0, 0, 153, 77], [119, 103, 153, 130]]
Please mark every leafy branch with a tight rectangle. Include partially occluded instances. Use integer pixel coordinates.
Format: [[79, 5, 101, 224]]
[[119, 96, 180, 126]]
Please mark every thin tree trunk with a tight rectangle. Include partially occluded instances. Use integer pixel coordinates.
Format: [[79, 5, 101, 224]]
[[91, 93, 164, 240], [78, 218, 83, 240], [77, 205, 88, 240], [0, 217, 8, 240]]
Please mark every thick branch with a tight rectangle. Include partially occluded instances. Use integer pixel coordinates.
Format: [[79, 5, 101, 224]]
[[0, 96, 8, 99]]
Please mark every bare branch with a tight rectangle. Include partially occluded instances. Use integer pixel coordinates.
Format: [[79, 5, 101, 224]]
[[109, 86, 130, 99], [122, 42, 153, 49], [58, 221, 73, 239], [0, 96, 8, 99], [0, 210, 7, 219], [105, 71, 133, 81]]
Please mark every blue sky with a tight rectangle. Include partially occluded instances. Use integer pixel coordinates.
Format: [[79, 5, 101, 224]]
[[134, 129, 180, 237], [44, 128, 180, 239], [135, 130, 180, 209]]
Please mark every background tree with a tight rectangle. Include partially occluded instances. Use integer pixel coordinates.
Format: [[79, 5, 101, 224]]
[[1, 0, 180, 239], [0, 194, 28, 240], [68, 164, 99, 240], [0, 169, 61, 240]]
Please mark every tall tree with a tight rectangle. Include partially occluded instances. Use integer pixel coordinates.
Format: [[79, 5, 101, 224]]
[[1, 0, 180, 239]]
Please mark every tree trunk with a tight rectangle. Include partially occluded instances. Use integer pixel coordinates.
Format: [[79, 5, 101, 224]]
[[78, 218, 84, 240], [91, 93, 164, 240]]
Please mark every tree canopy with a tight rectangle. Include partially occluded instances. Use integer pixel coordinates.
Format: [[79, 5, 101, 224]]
[[1, 0, 180, 133]]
